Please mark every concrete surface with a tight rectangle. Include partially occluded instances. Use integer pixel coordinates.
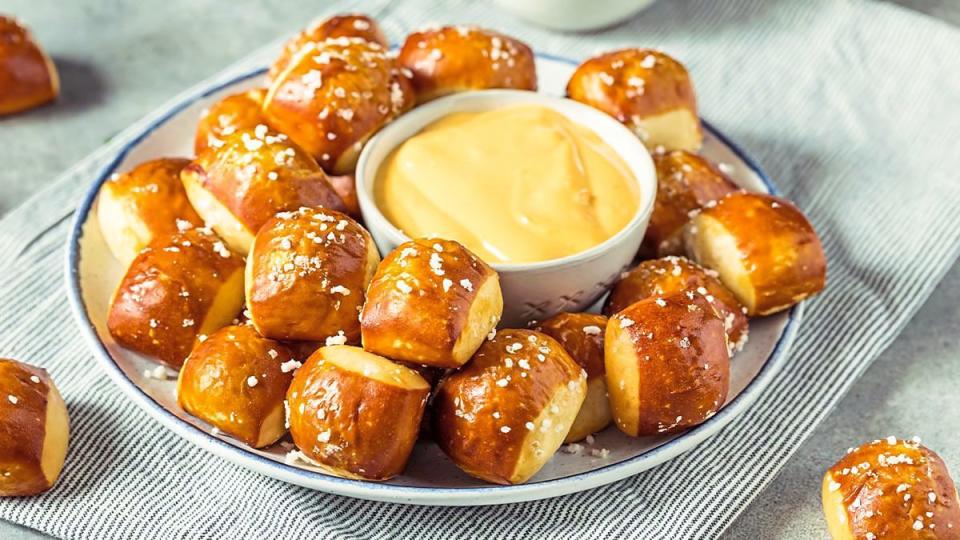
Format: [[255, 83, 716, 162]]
[[0, 1, 956, 538]]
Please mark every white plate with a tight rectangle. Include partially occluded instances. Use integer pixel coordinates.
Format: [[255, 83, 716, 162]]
[[65, 54, 802, 506]]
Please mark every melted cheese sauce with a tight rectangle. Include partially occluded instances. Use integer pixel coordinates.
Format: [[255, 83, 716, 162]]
[[375, 105, 640, 264]]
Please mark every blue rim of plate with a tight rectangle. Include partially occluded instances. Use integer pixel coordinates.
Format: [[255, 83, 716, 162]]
[[64, 52, 803, 505]]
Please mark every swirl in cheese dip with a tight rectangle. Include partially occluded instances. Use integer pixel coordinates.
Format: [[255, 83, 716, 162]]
[[375, 105, 640, 264]]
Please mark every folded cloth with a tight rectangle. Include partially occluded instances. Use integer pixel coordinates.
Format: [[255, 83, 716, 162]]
[[1, 0, 959, 538]]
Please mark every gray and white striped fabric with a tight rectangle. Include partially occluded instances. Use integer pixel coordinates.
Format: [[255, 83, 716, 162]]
[[2, 0, 959, 538]]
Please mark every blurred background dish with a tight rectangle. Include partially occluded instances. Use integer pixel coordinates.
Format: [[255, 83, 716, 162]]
[[493, 0, 658, 31]]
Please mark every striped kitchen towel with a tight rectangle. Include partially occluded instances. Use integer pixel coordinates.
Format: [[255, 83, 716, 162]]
[[1, 0, 960, 538]]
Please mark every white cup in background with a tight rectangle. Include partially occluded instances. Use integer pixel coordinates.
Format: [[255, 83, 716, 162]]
[[493, 0, 657, 32]]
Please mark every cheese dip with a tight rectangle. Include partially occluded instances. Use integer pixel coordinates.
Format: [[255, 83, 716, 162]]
[[375, 105, 639, 264]]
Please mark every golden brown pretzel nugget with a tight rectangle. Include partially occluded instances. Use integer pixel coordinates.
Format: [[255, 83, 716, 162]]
[[567, 48, 701, 152], [97, 157, 203, 265], [194, 88, 268, 155], [178, 325, 295, 448], [432, 329, 587, 484], [605, 293, 729, 437], [822, 437, 960, 539], [286, 345, 429, 480], [268, 13, 389, 82], [360, 238, 503, 369], [263, 37, 409, 174], [0, 17, 58, 115], [245, 207, 379, 343], [398, 25, 536, 103], [107, 227, 246, 367], [0, 359, 69, 496], [684, 191, 827, 316], [604, 256, 749, 354], [181, 125, 346, 255]]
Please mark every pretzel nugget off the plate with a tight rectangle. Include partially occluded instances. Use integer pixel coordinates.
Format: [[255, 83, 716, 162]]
[[432, 330, 587, 484], [567, 49, 701, 152], [180, 125, 346, 255], [177, 325, 296, 448], [245, 207, 379, 343], [0, 16, 58, 115], [642, 150, 738, 257], [535, 313, 612, 443], [605, 293, 729, 437], [268, 13, 388, 82], [398, 26, 536, 103], [604, 256, 749, 355], [360, 238, 503, 369], [96, 157, 204, 265], [286, 345, 429, 480], [684, 191, 827, 316], [822, 437, 960, 539], [263, 37, 410, 174], [0, 359, 68, 496], [194, 88, 268, 155], [107, 228, 246, 368]]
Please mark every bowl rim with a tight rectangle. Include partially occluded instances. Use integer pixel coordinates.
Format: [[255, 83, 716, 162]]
[[64, 53, 803, 506], [354, 89, 658, 271]]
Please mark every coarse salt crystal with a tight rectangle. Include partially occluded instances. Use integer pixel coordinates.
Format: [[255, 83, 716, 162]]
[[330, 285, 351, 296], [326, 331, 348, 346], [281, 359, 302, 373], [143, 365, 170, 380]]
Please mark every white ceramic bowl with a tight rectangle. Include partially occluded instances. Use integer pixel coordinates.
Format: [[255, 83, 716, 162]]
[[355, 90, 657, 326], [494, 0, 658, 31]]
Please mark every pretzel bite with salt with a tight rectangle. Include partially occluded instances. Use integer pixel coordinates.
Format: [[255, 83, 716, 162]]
[[268, 14, 389, 82], [397, 26, 537, 103], [286, 345, 429, 480], [96, 158, 204, 265], [605, 293, 729, 437], [433, 330, 586, 484], [534, 313, 611, 443], [684, 191, 826, 316], [822, 437, 960, 539], [180, 125, 346, 255], [263, 37, 409, 174], [107, 227, 246, 368], [360, 238, 503, 369], [194, 88, 267, 155], [566, 49, 701, 152], [604, 257, 748, 355], [642, 151, 738, 257], [245, 207, 379, 343], [0, 16, 58, 116], [177, 325, 296, 448], [0, 359, 68, 496]]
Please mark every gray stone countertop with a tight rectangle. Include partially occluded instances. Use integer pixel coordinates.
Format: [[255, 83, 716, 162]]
[[0, 1, 956, 538]]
